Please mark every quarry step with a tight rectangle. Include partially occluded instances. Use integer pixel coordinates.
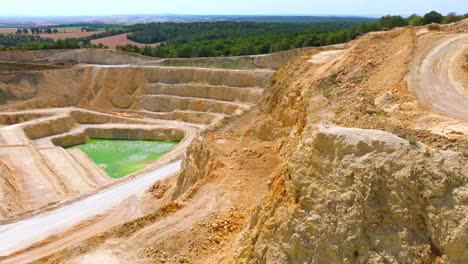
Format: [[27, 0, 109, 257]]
[[144, 67, 273, 88], [0, 146, 65, 212], [39, 148, 98, 193], [140, 95, 249, 115], [146, 83, 263, 104], [118, 109, 222, 125], [67, 149, 112, 186]]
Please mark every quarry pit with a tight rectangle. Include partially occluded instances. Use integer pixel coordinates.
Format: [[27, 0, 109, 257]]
[[0, 21, 467, 264]]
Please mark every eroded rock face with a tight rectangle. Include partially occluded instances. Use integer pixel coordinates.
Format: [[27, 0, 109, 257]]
[[8, 79, 37, 100], [0, 73, 39, 101], [234, 126, 468, 263], [0, 159, 23, 220], [173, 137, 215, 199]]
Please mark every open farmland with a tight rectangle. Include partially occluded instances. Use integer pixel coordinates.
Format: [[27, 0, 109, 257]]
[[38, 31, 103, 40], [0, 28, 17, 34], [91, 33, 161, 49], [0, 27, 103, 40]]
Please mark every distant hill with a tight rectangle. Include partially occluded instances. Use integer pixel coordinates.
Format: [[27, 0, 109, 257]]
[[0, 14, 377, 27]]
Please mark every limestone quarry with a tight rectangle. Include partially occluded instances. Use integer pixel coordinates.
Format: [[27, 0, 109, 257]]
[[0, 20, 466, 264]]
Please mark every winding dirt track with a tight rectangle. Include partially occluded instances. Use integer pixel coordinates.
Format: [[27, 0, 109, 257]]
[[409, 34, 468, 122]]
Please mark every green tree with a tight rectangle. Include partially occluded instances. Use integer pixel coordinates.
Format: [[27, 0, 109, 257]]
[[443, 12, 462, 24], [317, 34, 327, 46], [238, 43, 256, 55], [142, 45, 152, 56], [177, 46, 194, 58], [56, 39, 64, 48], [422, 11, 443, 24], [16, 29, 22, 34], [378, 15, 408, 30], [304, 34, 319, 46], [407, 14, 423, 26], [270, 39, 291, 52]]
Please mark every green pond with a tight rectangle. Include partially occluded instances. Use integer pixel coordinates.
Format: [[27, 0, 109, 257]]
[[68, 139, 179, 179]]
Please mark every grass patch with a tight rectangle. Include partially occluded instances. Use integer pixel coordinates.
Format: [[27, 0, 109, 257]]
[[399, 133, 418, 145], [317, 72, 338, 99]]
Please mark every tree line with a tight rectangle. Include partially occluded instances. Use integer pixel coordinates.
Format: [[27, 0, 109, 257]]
[[0, 34, 105, 51], [116, 11, 468, 58], [377, 11, 468, 30], [118, 29, 357, 58], [16, 28, 60, 34], [1, 11, 466, 56], [125, 21, 360, 44]]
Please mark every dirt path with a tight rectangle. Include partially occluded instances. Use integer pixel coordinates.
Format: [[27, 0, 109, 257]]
[[409, 34, 468, 122], [0, 160, 181, 258]]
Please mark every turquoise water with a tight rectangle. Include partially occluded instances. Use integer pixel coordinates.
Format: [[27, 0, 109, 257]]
[[68, 139, 179, 179]]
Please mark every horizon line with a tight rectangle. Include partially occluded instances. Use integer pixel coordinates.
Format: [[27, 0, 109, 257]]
[[0, 13, 430, 18]]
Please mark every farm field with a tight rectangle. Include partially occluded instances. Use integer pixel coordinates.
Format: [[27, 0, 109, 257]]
[[91, 33, 161, 49], [0, 28, 17, 34], [37, 31, 103, 40], [0, 27, 103, 40]]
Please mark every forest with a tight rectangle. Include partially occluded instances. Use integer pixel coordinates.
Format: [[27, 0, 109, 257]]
[[125, 21, 362, 44], [0, 34, 102, 50], [116, 11, 468, 58], [0, 11, 466, 57]]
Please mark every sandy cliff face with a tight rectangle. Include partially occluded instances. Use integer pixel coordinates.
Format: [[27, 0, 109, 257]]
[[0, 66, 148, 110], [79, 67, 146, 109], [172, 23, 468, 263], [0, 68, 86, 110], [234, 126, 467, 263]]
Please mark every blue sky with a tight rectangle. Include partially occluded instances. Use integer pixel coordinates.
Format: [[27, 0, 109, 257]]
[[0, 0, 466, 16]]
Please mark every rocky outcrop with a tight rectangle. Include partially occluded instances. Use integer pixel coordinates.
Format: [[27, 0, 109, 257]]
[[234, 126, 467, 263]]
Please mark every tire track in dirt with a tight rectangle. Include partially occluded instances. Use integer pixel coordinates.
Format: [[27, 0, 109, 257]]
[[409, 34, 468, 122]]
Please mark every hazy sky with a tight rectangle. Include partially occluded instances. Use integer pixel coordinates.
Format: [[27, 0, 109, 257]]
[[0, 0, 466, 16]]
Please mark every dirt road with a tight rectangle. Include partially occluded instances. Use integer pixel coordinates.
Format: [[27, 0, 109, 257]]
[[0, 160, 181, 258], [409, 34, 468, 122]]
